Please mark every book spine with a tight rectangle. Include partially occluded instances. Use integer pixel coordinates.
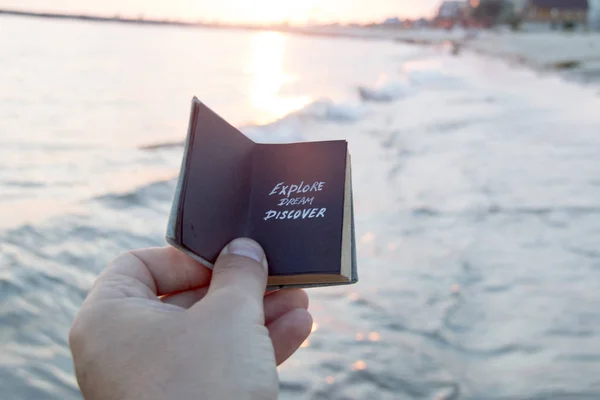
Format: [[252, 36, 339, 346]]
[[166, 98, 199, 247]]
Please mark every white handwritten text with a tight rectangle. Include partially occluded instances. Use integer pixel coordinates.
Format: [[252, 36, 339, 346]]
[[263, 208, 326, 221], [269, 181, 325, 198]]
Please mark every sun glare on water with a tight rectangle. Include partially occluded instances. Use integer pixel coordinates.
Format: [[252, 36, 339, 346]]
[[248, 31, 312, 124]]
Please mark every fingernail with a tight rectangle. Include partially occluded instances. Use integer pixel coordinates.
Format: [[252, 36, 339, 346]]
[[224, 238, 267, 268]]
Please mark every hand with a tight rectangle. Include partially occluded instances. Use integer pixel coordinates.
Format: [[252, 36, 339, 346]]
[[69, 238, 313, 400]]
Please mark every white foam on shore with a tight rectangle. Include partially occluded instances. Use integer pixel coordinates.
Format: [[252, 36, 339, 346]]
[[358, 77, 413, 102], [242, 98, 367, 143]]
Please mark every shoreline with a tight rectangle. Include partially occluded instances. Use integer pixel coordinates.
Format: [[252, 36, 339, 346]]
[[3, 8, 600, 87], [0, 8, 404, 41], [392, 29, 600, 88]]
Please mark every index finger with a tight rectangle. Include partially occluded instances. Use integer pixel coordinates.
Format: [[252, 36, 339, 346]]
[[89, 246, 213, 301]]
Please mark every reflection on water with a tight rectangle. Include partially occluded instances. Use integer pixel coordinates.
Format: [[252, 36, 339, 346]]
[[311, 322, 319, 333], [351, 360, 367, 371], [249, 31, 311, 124], [360, 231, 376, 244]]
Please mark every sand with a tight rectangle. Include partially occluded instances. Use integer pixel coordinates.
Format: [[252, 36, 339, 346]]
[[464, 30, 600, 83], [287, 25, 600, 86]]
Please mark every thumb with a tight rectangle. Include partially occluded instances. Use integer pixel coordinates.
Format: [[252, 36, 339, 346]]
[[206, 237, 269, 305]]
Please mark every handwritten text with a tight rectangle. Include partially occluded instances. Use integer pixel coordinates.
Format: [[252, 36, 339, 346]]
[[269, 181, 325, 198], [263, 208, 326, 221]]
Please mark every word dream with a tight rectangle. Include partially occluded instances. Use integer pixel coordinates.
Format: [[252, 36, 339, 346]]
[[263, 181, 327, 221]]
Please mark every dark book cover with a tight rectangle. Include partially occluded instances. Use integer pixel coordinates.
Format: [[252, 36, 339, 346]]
[[167, 97, 358, 289]]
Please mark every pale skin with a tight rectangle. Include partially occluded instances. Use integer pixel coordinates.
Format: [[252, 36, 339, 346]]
[[69, 238, 313, 400]]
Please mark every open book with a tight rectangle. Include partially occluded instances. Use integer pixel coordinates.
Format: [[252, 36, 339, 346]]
[[167, 98, 358, 289]]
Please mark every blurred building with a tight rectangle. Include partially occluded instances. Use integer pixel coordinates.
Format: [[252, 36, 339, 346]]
[[589, 0, 600, 29], [467, 0, 508, 26], [523, 0, 589, 26], [382, 17, 402, 25], [435, 1, 468, 28], [470, 0, 592, 29], [438, 1, 467, 18], [413, 18, 431, 28], [510, 0, 528, 12]]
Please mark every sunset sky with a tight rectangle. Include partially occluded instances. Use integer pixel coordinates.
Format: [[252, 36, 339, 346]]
[[0, 0, 443, 24]]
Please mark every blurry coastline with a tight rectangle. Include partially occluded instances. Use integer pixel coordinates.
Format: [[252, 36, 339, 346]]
[[3, 7, 600, 86]]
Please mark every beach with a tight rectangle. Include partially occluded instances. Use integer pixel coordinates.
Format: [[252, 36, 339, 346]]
[[2, 13, 600, 399], [310, 25, 600, 86]]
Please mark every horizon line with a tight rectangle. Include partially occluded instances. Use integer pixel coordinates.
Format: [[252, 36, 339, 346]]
[[0, 7, 430, 28]]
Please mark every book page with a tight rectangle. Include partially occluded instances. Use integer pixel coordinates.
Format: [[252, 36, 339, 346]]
[[180, 99, 255, 264], [247, 140, 348, 277]]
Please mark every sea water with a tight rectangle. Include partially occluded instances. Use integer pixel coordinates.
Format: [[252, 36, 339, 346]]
[[2, 15, 600, 400]]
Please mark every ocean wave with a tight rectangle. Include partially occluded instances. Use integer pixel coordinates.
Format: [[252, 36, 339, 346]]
[[243, 98, 366, 143], [403, 65, 462, 88], [138, 66, 461, 152], [140, 67, 460, 153], [356, 62, 461, 104], [138, 141, 184, 150], [139, 98, 366, 150], [358, 80, 412, 103], [94, 179, 176, 210], [1, 180, 46, 188], [295, 98, 365, 122]]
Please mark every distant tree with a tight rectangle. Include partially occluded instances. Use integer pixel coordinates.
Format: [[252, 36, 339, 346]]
[[471, 0, 505, 25]]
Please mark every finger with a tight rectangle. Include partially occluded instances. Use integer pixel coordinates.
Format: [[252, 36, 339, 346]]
[[162, 287, 308, 322], [161, 287, 209, 308], [90, 246, 212, 300], [264, 289, 309, 325], [206, 238, 268, 304], [268, 308, 313, 365]]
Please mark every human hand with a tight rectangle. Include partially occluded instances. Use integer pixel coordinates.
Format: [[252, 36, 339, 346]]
[[69, 238, 313, 400]]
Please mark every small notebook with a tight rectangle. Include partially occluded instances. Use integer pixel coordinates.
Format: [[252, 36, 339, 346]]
[[166, 97, 358, 289]]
